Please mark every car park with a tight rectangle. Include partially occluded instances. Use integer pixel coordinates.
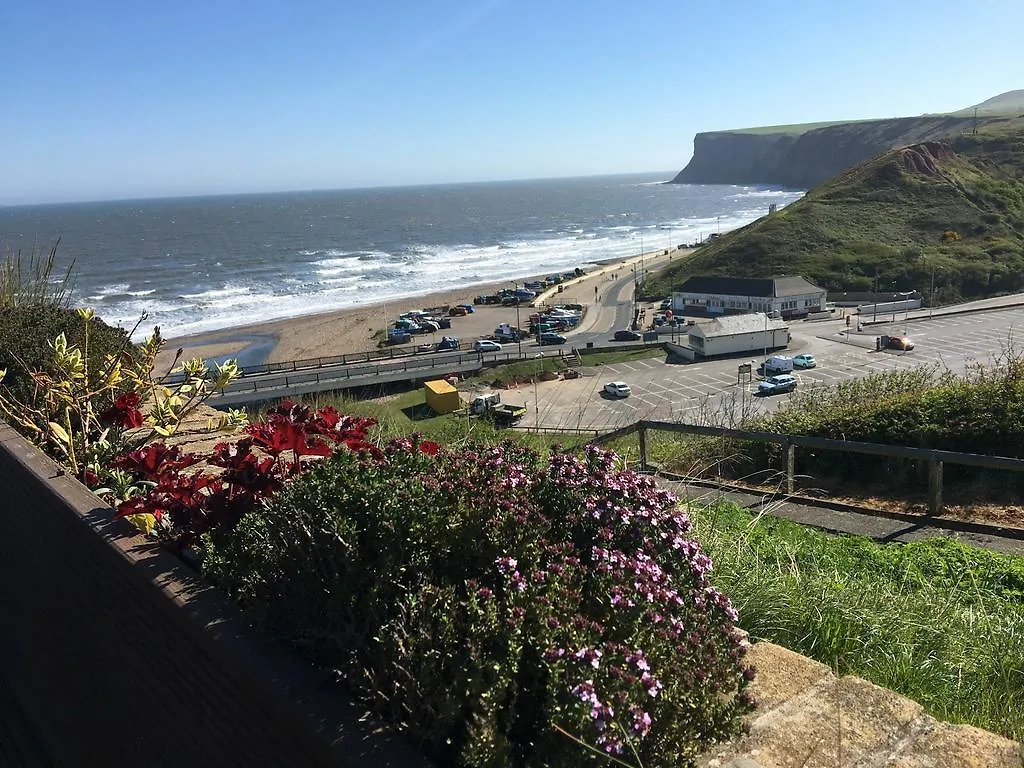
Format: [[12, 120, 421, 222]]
[[603, 381, 632, 398], [757, 374, 798, 396], [613, 329, 642, 341], [474, 339, 503, 353], [792, 354, 817, 369]]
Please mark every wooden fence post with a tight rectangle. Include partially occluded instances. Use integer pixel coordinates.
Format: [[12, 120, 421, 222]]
[[785, 440, 796, 494], [928, 455, 943, 515], [638, 424, 648, 474]]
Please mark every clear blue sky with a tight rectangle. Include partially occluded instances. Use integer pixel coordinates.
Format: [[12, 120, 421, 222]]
[[3, 0, 1023, 205]]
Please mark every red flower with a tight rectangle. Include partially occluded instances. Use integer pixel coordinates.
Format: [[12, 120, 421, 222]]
[[418, 440, 440, 457], [99, 392, 144, 429], [112, 443, 197, 479]]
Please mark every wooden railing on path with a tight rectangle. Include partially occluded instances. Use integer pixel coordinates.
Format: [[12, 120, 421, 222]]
[[590, 419, 1024, 515]]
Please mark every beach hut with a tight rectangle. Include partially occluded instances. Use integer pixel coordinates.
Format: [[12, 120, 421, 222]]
[[424, 379, 460, 415]]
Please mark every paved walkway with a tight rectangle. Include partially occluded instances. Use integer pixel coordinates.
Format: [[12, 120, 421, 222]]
[[669, 480, 1024, 556]]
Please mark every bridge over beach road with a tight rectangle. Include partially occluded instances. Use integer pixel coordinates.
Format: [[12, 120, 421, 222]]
[[208, 346, 581, 406]]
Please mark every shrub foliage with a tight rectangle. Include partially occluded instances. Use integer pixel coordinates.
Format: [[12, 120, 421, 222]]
[[204, 440, 753, 767]]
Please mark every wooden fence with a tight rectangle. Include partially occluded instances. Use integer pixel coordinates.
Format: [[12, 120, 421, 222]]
[[591, 420, 1024, 515]]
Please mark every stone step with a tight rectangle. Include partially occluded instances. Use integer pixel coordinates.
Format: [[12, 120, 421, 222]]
[[702, 643, 1021, 768]]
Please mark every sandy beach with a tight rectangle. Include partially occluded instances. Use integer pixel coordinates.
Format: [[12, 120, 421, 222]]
[[156, 248, 685, 373]]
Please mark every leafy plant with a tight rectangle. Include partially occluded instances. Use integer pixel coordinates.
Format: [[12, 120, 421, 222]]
[[204, 442, 753, 767], [0, 312, 245, 486], [113, 400, 379, 548]]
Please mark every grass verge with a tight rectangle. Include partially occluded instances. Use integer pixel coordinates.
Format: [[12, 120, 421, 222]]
[[690, 501, 1024, 740]]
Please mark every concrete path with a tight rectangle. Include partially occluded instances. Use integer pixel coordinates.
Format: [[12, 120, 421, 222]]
[[669, 481, 1024, 557]]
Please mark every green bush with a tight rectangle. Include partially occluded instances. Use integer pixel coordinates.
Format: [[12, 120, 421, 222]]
[[662, 355, 1024, 500], [204, 442, 753, 767], [0, 305, 134, 403]]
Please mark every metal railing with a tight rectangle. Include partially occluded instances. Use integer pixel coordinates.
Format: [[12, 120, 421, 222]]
[[589, 419, 1024, 515]]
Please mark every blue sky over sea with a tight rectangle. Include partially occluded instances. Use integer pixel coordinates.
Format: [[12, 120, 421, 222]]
[[2, 0, 1022, 205]]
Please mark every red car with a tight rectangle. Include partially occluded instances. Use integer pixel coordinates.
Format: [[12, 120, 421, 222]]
[[887, 336, 915, 351]]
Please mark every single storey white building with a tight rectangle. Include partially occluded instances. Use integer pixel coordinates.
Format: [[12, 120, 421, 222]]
[[688, 313, 790, 358], [673, 275, 826, 320]]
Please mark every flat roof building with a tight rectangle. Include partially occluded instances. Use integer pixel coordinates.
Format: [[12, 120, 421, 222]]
[[672, 275, 826, 320]]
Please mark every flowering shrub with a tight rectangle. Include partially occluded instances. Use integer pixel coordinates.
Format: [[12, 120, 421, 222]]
[[111, 400, 381, 547], [204, 440, 753, 767]]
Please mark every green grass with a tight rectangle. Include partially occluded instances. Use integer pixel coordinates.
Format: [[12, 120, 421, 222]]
[[691, 501, 1024, 740], [728, 118, 875, 136], [647, 118, 1024, 305]]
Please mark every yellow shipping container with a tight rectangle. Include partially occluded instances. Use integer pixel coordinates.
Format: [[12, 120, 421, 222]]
[[424, 379, 460, 415]]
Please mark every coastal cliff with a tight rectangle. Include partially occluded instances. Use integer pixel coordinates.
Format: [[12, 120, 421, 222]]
[[672, 115, 984, 189]]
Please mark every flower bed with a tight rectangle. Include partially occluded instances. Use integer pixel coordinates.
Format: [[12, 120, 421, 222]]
[[203, 439, 754, 767]]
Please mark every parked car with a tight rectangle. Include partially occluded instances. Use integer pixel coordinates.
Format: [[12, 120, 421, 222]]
[[538, 332, 567, 346], [603, 381, 632, 398], [757, 374, 798, 396], [474, 339, 503, 353], [792, 354, 817, 369], [887, 336, 915, 351], [436, 336, 461, 351], [613, 329, 642, 341], [659, 299, 672, 311]]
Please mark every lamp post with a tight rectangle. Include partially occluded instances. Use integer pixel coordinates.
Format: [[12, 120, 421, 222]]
[[512, 281, 523, 358], [929, 265, 936, 320], [639, 234, 644, 283], [534, 353, 545, 430], [762, 311, 768, 368], [631, 264, 639, 330]]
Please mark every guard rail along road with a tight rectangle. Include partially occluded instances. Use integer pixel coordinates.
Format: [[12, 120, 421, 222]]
[[208, 347, 576, 406]]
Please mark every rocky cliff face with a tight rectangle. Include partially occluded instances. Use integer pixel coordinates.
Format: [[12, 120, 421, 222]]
[[672, 115, 984, 189]]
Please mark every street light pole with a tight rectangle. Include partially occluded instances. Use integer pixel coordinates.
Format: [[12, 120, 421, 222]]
[[762, 311, 768, 365], [512, 281, 522, 358], [534, 353, 544, 430], [929, 266, 936, 320]]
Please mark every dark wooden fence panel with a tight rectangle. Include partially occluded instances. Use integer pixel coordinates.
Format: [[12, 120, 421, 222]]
[[0, 424, 426, 768]]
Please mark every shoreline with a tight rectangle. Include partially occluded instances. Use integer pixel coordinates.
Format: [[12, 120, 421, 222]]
[[155, 249, 684, 372]]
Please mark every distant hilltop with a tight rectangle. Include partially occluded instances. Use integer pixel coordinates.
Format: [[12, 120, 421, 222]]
[[672, 90, 1024, 189]]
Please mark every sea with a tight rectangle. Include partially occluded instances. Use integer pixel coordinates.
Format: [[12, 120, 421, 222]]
[[0, 173, 803, 340]]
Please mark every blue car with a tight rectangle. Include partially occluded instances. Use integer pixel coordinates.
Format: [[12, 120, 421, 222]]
[[757, 374, 798, 396]]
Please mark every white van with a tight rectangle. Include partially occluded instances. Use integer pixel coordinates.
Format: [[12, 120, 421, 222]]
[[760, 355, 794, 375]]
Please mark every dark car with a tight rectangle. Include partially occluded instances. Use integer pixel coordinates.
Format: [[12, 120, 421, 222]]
[[613, 329, 642, 341], [886, 336, 915, 351], [538, 333, 567, 346]]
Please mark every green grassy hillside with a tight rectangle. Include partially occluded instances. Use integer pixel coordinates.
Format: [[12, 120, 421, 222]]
[[651, 119, 1024, 303], [955, 89, 1024, 116]]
